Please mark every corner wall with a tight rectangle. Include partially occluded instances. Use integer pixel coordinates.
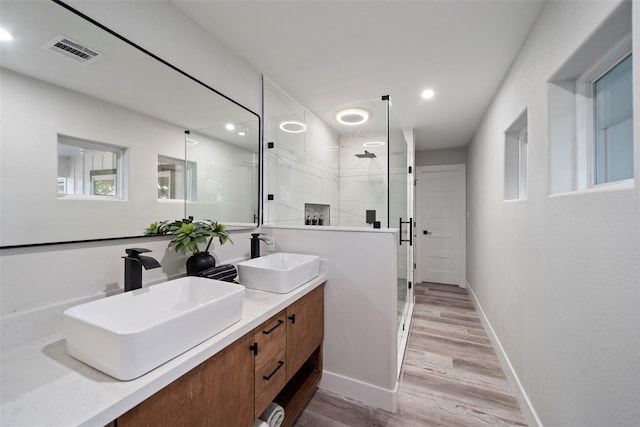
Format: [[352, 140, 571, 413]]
[[466, 1, 639, 426], [262, 226, 399, 412]]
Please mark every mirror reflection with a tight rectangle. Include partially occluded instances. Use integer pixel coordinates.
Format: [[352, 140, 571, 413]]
[[0, 1, 259, 246]]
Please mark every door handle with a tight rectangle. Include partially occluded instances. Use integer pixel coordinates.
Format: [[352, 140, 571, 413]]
[[399, 217, 413, 246], [423, 230, 431, 235]]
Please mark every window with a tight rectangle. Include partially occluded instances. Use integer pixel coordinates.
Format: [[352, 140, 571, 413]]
[[548, 2, 632, 193], [593, 54, 633, 184], [157, 155, 197, 201], [505, 110, 528, 200], [57, 135, 126, 198]]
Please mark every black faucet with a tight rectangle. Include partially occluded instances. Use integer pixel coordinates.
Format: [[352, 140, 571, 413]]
[[122, 248, 161, 292], [250, 233, 274, 259]]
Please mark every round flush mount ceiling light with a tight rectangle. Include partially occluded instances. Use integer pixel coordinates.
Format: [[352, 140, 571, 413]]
[[0, 28, 13, 41], [225, 123, 235, 131], [336, 108, 369, 126], [363, 141, 385, 148], [421, 89, 435, 100], [279, 121, 307, 133]]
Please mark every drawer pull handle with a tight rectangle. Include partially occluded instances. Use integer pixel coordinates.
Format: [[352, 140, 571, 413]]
[[262, 319, 284, 335], [263, 361, 284, 381], [249, 343, 258, 356]]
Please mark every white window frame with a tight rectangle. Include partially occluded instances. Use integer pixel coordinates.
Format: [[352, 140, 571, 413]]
[[575, 36, 632, 188], [57, 134, 127, 199], [504, 110, 528, 201]]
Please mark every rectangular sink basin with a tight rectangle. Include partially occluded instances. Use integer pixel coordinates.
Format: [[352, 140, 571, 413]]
[[64, 276, 244, 380], [238, 252, 320, 294]]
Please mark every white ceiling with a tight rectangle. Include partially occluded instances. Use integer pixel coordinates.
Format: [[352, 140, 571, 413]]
[[174, 0, 545, 151]]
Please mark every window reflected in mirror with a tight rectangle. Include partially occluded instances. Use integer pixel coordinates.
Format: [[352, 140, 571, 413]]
[[57, 135, 125, 198]]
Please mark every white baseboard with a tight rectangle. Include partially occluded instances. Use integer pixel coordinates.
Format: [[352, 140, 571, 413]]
[[466, 280, 543, 427], [466, 282, 543, 427], [319, 370, 399, 413]]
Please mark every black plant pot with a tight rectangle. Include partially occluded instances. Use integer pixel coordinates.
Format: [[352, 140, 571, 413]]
[[186, 252, 216, 276]]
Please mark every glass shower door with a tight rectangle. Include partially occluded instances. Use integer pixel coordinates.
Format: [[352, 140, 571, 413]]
[[387, 99, 411, 363]]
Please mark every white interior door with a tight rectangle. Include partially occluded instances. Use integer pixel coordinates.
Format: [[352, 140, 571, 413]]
[[416, 165, 466, 286]]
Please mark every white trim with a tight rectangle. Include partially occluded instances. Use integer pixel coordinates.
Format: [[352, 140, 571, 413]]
[[415, 164, 466, 287], [466, 280, 543, 427], [319, 370, 399, 413]]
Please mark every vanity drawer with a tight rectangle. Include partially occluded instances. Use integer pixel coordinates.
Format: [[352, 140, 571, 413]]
[[255, 348, 287, 418], [254, 310, 286, 370]]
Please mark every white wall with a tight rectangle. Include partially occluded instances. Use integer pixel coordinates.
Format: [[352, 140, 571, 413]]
[[262, 226, 399, 411], [466, 1, 639, 426]]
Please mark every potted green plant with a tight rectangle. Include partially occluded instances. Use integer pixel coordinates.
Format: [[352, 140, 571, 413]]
[[145, 218, 232, 276]]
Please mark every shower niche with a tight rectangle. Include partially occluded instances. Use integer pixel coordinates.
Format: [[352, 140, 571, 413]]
[[304, 203, 330, 226]]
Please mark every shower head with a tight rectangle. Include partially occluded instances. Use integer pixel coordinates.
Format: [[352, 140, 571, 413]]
[[355, 150, 377, 159]]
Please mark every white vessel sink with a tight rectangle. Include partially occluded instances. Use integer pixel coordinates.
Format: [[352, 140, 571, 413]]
[[238, 252, 320, 294], [63, 276, 244, 380]]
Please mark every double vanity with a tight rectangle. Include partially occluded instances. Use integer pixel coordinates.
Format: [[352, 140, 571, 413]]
[[1, 253, 325, 427]]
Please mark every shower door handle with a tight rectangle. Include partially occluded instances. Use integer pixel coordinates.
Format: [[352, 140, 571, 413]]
[[399, 217, 413, 246]]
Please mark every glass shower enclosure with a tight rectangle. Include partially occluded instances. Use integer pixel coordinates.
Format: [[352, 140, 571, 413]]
[[262, 80, 413, 368]]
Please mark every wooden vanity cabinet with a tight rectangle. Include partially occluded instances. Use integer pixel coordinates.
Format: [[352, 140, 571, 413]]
[[117, 333, 255, 427], [285, 284, 324, 381], [253, 311, 288, 418], [116, 283, 324, 427]]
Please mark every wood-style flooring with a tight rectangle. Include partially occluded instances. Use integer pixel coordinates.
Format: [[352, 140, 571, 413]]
[[295, 282, 527, 426]]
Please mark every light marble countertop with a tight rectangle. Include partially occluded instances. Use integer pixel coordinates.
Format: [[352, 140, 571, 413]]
[[1, 275, 326, 427]]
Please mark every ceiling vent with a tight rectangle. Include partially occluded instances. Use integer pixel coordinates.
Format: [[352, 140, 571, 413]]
[[44, 35, 102, 64]]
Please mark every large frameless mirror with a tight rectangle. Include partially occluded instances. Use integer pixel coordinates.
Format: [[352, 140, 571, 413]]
[[0, 0, 259, 247]]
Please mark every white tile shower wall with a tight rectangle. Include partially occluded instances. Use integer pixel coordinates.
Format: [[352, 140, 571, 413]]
[[264, 88, 340, 225], [339, 134, 388, 227]]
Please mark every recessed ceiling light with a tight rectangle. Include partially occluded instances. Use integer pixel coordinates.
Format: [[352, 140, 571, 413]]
[[0, 28, 13, 42], [225, 123, 235, 131], [326, 145, 340, 151], [336, 108, 369, 126], [279, 121, 307, 133], [421, 89, 435, 100], [238, 130, 246, 136], [363, 141, 385, 148], [186, 137, 198, 145]]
